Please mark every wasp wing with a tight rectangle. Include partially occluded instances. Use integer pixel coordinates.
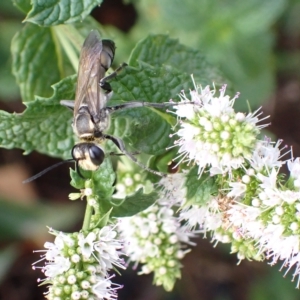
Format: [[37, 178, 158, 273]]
[[74, 31, 115, 123]]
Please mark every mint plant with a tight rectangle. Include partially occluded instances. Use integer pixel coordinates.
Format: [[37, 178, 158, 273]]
[[3, 0, 300, 299]]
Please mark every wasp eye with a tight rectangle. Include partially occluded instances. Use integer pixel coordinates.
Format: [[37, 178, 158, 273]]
[[89, 145, 105, 166]]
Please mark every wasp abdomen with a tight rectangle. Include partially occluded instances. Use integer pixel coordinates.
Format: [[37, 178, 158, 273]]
[[101, 40, 115, 71]]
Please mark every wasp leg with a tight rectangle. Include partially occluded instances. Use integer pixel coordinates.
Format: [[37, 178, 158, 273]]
[[100, 62, 128, 93], [60, 96, 190, 112], [107, 100, 186, 113], [104, 134, 165, 177], [109, 151, 140, 156], [60, 100, 75, 109], [75, 159, 85, 179]]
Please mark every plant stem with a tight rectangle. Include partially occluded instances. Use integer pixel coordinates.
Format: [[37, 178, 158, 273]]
[[82, 201, 93, 231]]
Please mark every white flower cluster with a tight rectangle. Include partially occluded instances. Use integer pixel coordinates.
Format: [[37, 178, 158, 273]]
[[227, 154, 300, 283], [33, 226, 125, 300], [171, 81, 267, 176], [172, 80, 300, 287], [118, 173, 196, 291]]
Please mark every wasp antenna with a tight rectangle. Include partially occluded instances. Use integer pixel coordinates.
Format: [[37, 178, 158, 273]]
[[23, 159, 74, 184]]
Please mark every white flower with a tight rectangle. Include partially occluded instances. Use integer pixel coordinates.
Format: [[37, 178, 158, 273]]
[[176, 225, 197, 246], [157, 173, 187, 206], [201, 84, 235, 118], [94, 226, 125, 271], [92, 275, 122, 300], [44, 256, 71, 278], [44, 236, 63, 261], [180, 205, 208, 229], [250, 139, 285, 171], [172, 81, 261, 175], [78, 232, 96, 258], [36, 232, 72, 278], [228, 204, 263, 239], [119, 194, 197, 291], [288, 157, 300, 188], [34, 227, 125, 299], [261, 225, 298, 261], [257, 168, 278, 190], [279, 190, 300, 204], [180, 197, 223, 234], [227, 182, 247, 198], [173, 99, 197, 119]]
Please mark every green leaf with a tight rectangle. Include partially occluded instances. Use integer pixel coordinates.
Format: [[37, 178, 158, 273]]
[[0, 76, 76, 158], [110, 63, 192, 155], [70, 168, 86, 190], [92, 159, 116, 200], [25, 0, 103, 26], [92, 208, 112, 229], [110, 188, 158, 217], [11, 23, 61, 102], [149, 148, 179, 173], [185, 167, 218, 206], [69, 159, 151, 224], [70, 158, 115, 200], [0, 21, 22, 101], [108, 35, 225, 157], [129, 34, 224, 85], [12, 0, 31, 14]]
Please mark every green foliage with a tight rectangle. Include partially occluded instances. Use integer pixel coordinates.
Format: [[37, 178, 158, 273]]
[[185, 167, 218, 206], [11, 24, 62, 102], [0, 20, 22, 101], [149, 148, 179, 173], [110, 64, 189, 155], [1, 0, 298, 295], [134, 0, 287, 110], [110, 188, 159, 217], [109, 34, 226, 156], [0, 76, 75, 158], [70, 158, 116, 200], [12, 0, 31, 14], [70, 159, 158, 218], [129, 34, 223, 86], [25, 0, 103, 26]]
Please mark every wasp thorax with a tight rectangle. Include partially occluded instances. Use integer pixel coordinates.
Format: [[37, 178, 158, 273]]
[[74, 108, 95, 138], [93, 108, 110, 132], [72, 143, 105, 171]]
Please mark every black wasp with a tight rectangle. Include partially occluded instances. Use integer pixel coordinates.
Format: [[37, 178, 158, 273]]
[[24, 30, 174, 183]]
